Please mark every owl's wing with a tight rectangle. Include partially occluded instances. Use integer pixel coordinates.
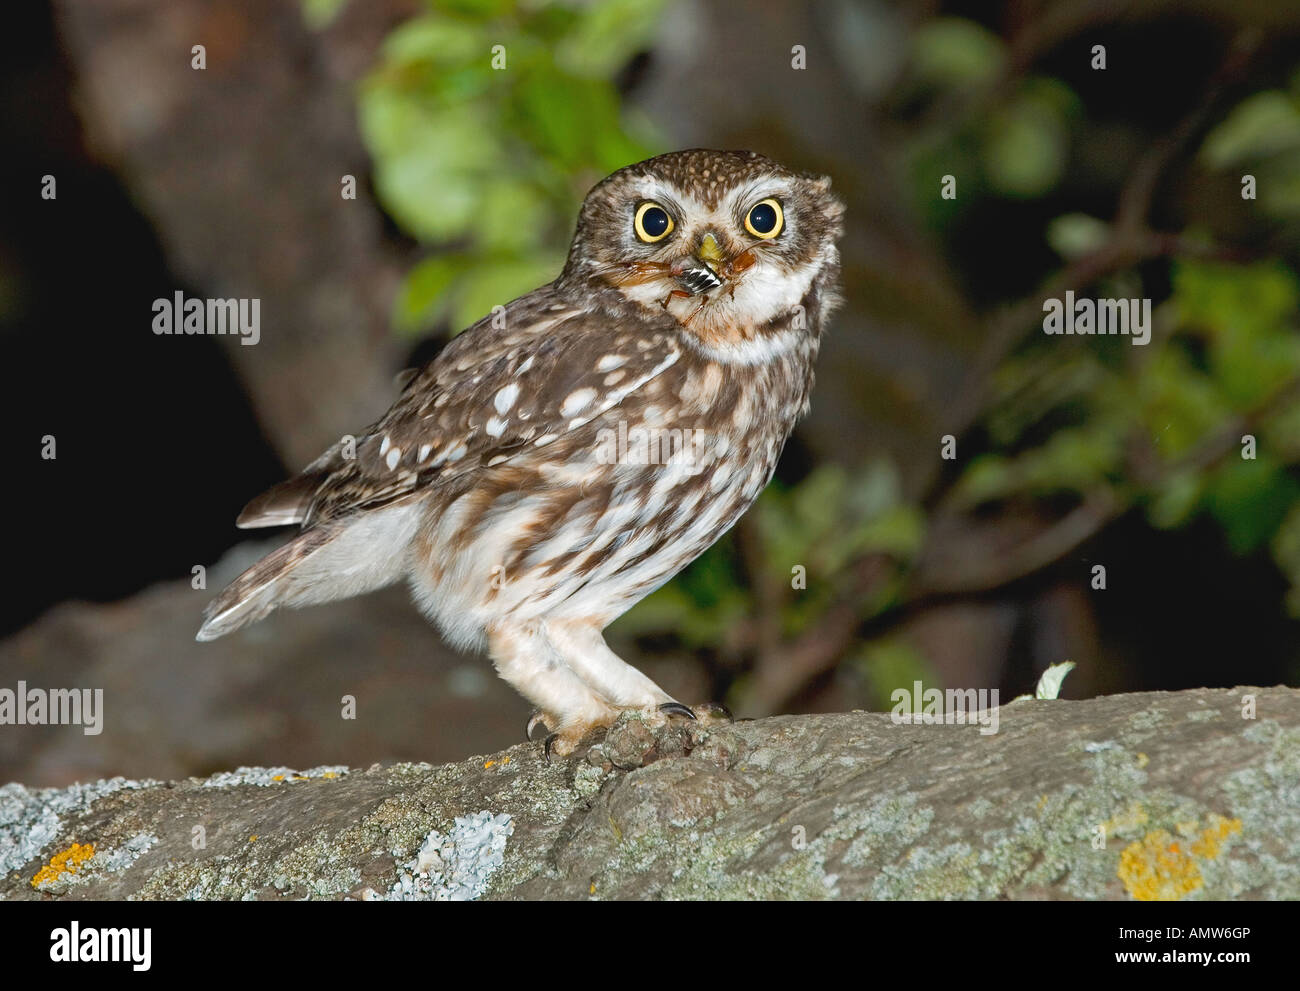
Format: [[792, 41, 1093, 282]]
[[236, 288, 682, 530]]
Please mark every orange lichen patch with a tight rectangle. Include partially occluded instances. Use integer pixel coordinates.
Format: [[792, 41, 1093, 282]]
[[31, 842, 96, 889], [321, 771, 338, 779], [1191, 814, 1242, 859], [484, 760, 496, 769], [501, 757, 511, 765], [1118, 814, 1243, 901], [271, 774, 285, 781], [248, 835, 258, 843], [1119, 831, 1201, 901], [589, 882, 597, 895], [1136, 752, 1149, 769]]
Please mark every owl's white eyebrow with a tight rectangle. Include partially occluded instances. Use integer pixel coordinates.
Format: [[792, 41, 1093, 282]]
[[634, 181, 697, 218], [725, 176, 790, 215]]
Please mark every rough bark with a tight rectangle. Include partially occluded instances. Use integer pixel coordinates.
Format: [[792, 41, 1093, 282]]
[[4, 687, 1297, 900]]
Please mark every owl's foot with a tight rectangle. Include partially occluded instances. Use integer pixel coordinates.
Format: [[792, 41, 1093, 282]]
[[538, 700, 727, 762], [660, 700, 733, 727], [541, 718, 612, 762], [579, 702, 733, 769]]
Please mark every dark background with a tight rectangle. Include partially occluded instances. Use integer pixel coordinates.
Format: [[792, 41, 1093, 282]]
[[3, 0, 1300, 786]]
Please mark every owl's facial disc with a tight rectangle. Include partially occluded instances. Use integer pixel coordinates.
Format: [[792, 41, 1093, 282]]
[[562, 151, 844, 338]]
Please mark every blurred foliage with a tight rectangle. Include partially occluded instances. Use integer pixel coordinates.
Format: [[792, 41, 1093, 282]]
[[354, 3, 1300, 707], [301, 0, 348, 31], [928, 19, 1300, 628], [957, 257, 1300, 556], [1200, 68, 1300, 218], [355, 0, 665, 335], [905, 19, 1082, 214]]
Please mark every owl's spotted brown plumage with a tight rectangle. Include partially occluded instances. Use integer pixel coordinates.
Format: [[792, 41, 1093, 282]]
[[198, 149, 845, 755]]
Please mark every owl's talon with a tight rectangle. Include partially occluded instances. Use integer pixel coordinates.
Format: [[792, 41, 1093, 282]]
[[525, 710, 549, 741], [543, 733, 561, 763], [658, 701, 697, 720]]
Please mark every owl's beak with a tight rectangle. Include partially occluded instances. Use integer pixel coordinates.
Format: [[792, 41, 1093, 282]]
[[695, 233, 725, 273]]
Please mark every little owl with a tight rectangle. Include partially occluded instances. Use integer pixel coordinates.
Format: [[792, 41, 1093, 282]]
[[198, 149, 845, 756]]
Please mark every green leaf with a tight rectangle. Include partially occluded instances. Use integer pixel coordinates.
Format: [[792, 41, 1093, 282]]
[[790, 464, 848, 534], [358, 88, 503, 242], [302, 0, 347, 30], [1137, 349, 1230, 461], [982, 80, 1074, 198], [1171, 259, 1300, 407], [435, 0, 514, 18], [958, 454, 1016, 505], [1034, 660, 1075, 700], [448, 253, 564, 331], [957, 428, 1121, 504], [1046, 213, 1110, 260], [1201, 90, 1300, 168], [910, 18, 1004, 89], [515, 72, 623, 167], [849, 504, 926, 560], [1146, 471, 1204, 530], [556, 0, 666, 79], [393, 254, 470, 334], [380, 14, 487, 66], [1172, 258, 1299, 338], [1205, 457, 1300, 554], [476, 180, 553, 252]]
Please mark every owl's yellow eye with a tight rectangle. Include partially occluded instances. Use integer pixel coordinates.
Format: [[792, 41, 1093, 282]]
[[634, 202, 674, 243], [744, 198, 784, 238]]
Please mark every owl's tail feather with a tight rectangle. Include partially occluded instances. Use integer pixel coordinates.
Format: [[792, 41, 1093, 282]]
[[196, 500, 421, 642], [196, 528, 337, 641]]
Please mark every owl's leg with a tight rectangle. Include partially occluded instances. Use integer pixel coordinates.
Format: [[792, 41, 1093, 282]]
[[486, 623, 618, 758], [542, 620, 682, 713], [548, 622, 736, 732]]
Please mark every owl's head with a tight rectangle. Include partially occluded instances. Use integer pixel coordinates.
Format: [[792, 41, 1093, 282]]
[[561, 150, 844, 352]]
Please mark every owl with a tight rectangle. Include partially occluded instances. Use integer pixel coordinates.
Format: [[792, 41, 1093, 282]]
[[198, 149, 845, 756]]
